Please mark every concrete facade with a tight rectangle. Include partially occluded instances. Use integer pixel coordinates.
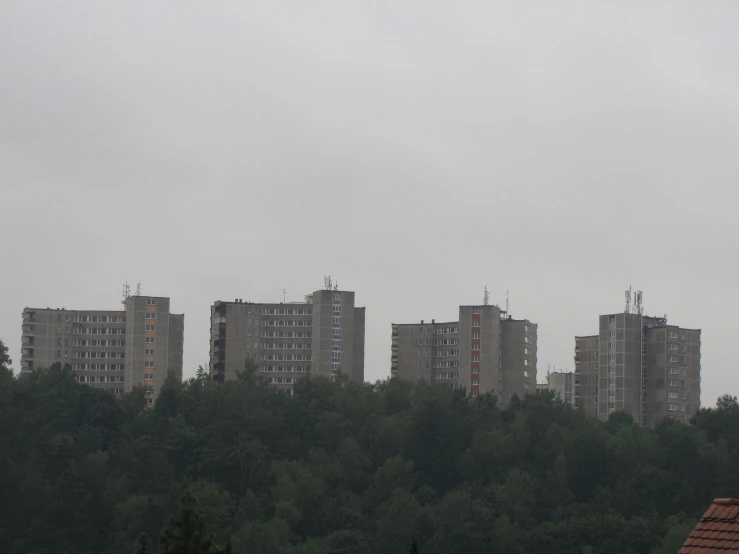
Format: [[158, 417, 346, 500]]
[[538, 371, 574, 406], [575, 312, 701, 426], [20, 295, 184, 404], [209, 288, 365, 392], [391, 303, 537, 403]]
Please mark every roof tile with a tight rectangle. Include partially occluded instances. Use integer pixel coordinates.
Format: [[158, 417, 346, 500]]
[[680, 499, 739, 553]]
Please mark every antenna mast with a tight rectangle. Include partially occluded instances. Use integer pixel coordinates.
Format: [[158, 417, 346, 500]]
[[122, 282, 131, 305], [483, 285, 489, 306], [277, 288, 287, 303], [505, 290, 510, 316]]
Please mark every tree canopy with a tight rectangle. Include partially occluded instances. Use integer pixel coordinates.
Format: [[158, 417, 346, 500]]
[[0, 353, 735, 553]]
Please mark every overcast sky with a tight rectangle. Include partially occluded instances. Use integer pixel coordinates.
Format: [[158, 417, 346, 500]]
[[1, 2, 738, 406]]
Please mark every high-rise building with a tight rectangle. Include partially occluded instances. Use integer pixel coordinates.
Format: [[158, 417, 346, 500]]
[[391, 301, 537, 403], [574, 290, 701, 426], [20, 295, 184, 405], [538, 370, 574, 406], [209, 286, 365, 392]]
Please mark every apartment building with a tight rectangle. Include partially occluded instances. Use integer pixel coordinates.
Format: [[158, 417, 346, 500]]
[[538, 371, 574, 406], [209, 287, 365, 392], [574, 291, 701, 426], [20, 295, 184, 404], [391, 301, 537, 403]]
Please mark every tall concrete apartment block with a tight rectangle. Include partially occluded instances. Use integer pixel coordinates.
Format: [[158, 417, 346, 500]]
[[20, 295, 184, 404], [574, 292, 701, 426], [391, 303, 537, 403], [209, 288, 365, 392], [538, 371, 575, 406]]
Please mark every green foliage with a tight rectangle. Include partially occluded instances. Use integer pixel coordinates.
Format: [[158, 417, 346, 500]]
[[2, 368, 739, 554], [159, 492, 215, 553], [0, 338, 12, 383]]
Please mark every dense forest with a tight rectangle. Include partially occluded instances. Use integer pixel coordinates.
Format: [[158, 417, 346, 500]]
[[1, 337, 738, 554]]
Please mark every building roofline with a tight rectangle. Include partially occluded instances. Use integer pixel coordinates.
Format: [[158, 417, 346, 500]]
[[24, 307, 125, 313], [392, 321, 459, 327]]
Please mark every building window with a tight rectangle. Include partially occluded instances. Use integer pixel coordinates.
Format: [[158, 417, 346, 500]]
[[331, 352, 340, 359], [419, 327, 424, 334], [332, 305, 341, 313], [144, 374, 154, 380], [147, 298, 156, 305], [668, 391, 678, 399], [472, 307, 481, 314], [145, 361, 154, 368], [472, 321, 480, 328], [332, 317, 341, 325], [332, 339, 341, 348], [524, 359, 529, 366], [524, 370, 529, 378], [145, 349, 155, 356], [145, 325, 155, 331], [146, 313, 156, 320]]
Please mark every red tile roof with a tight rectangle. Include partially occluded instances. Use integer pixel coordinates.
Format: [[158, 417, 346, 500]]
[[680, 499, 739, 553]]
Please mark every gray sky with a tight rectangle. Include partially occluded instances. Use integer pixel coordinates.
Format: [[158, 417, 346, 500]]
[[1, 2, 738, 406]]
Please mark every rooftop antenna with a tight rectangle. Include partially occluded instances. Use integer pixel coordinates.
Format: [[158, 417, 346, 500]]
[[122, 282, 131, 305], [483, 285, 489, 306], [277, 288, 287, 303], [323, 275, 332, 290], [135, 282, 142, 296], [334, 281, 339, 291], [635, 290, 643, 315], [505, 290, 510, 315], [625, 285, 632, 313]]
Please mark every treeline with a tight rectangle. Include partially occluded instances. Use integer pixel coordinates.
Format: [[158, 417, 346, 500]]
[[1, 340, 738, 553]]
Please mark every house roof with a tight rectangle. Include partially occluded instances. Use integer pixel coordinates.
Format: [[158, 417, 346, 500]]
[[680, 498, 739, 553]]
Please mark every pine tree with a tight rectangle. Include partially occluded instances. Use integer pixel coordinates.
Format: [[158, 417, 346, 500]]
[[133, 532, 151, 554], [159, 492, 215, 554]]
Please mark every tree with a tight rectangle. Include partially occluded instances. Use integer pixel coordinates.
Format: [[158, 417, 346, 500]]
[[159, 492, 215, 554], [236, 358, 260, 386], [0, 338, 11, 382], [134, 532, 152, 553], [4, 361, 739, 554], [409, 538, 420, 553]]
